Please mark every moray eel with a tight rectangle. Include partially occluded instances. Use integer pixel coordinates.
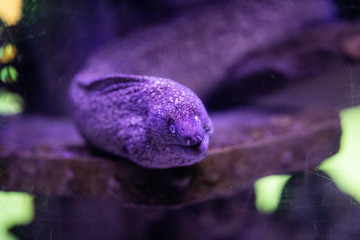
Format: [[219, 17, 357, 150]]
[[70, 74, 213, 169], [69, 0, 334, 168]]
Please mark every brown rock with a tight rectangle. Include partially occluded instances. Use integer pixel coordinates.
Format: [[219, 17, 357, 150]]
[[0, 107, 340, 208]]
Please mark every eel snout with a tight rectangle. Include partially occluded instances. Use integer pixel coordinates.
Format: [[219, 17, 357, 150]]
[[185, 134, 203, 147]]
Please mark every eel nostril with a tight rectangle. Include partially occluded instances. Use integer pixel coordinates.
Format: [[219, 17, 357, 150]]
[[186, 135, 203, 146]]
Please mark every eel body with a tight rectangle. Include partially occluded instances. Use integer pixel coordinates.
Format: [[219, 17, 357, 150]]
[[70, 0, 334, 168], [77, 0, 334, 100]]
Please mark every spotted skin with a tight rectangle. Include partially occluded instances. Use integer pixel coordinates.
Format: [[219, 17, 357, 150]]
[[70, 74, 213, 169]]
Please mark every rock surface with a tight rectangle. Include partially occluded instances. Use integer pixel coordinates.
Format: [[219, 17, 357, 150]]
[[0, 107, 340, 208]]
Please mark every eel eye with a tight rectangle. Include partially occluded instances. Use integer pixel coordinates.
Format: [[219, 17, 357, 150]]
[[169, 124, 176, 134]]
